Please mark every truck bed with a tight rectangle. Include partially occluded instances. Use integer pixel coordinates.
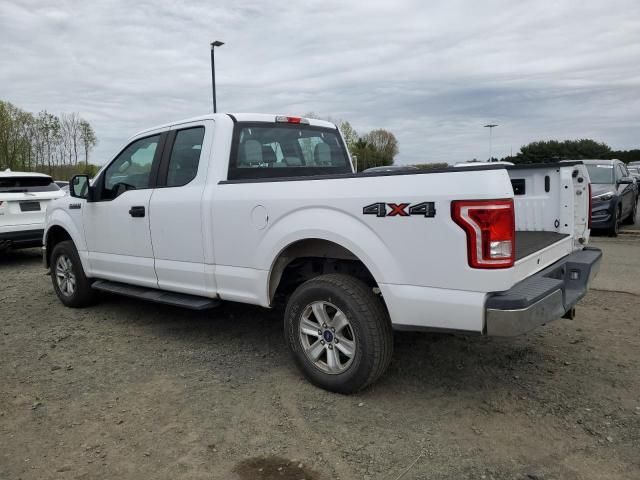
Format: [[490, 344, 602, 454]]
[[515, 231, 569, 261]]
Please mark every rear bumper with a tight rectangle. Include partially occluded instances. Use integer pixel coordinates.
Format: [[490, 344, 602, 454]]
[[0, 229, 44, 250], [485, 247, 602, 336]]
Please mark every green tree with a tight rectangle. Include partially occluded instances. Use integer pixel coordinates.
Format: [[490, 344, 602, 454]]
[[300, 113, 399, 171], [0, 99, 99, 177], [351, 138, 390, 171], [512, 139, 612, 164], [338, 120, 358, 152], [79, 119, 97, 166], [605, 150, 640, 163]]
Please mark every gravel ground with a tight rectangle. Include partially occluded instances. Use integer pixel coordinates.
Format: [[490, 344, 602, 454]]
[[1, 239, 639, 480]]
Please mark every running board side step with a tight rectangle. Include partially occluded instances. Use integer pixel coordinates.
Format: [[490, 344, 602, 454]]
[[91, 280, 220, 310]]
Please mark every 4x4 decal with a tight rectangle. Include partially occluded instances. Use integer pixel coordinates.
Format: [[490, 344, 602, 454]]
[[363, 202, 436, 218]]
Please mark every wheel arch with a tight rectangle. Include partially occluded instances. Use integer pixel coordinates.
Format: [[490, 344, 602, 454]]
[[43, 213, 86, 269], [267, 237, 385, 306], [44, 225, 73, 268]]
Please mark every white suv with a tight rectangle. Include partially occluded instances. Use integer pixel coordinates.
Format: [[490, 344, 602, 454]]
[[0, 170, 65, 251]]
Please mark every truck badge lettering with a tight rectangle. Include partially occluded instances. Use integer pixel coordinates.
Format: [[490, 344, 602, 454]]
[[363, 202, 436, 218]]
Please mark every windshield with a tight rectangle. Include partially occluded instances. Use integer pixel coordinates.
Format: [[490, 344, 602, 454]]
[[585, 164, 614, 184], [0, 176, 60, 193], [228, 123, 351, 180]]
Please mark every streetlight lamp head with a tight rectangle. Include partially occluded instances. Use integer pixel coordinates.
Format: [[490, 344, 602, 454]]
[[211, 40, 224, 48], [484, 124, 498, 128]]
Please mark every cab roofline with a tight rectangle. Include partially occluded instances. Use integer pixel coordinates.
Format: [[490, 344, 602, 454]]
[[131, 113, 336, 139]]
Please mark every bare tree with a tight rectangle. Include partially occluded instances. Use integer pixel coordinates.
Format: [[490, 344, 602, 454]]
[[61, 113, 81, 164], [363, 129, 399, 162], [36, 110, 61, 174]]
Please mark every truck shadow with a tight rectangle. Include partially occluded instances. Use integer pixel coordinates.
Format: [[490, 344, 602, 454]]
[[93, 293, 548, 396], [0, 247, 42, 268]]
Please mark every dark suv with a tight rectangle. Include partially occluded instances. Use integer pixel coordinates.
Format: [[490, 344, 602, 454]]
[[582, 159, 638, 235]]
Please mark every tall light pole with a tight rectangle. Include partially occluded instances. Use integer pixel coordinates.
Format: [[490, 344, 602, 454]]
[[210, 40, 224, 113], [484, 124, 498, 161]]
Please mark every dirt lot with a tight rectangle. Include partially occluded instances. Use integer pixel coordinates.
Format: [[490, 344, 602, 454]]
[[1, 237, 639, 480]]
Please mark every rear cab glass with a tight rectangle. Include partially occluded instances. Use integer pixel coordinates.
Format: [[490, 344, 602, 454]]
[[227, 122, 351, 180], [0, 176, 60, 193]]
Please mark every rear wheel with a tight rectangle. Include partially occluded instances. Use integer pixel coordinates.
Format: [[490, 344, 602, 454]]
[[623, 199, 637, 225], [50, 240, 96, 307], [284, 274, 393, 394]]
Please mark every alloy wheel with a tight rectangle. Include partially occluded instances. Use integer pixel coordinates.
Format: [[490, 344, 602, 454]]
[[55, 254, 76, 296], [298, 301, 356, 374]]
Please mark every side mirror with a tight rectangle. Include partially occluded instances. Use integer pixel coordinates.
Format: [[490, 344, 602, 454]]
[[70, 175, 91, 200], [618, 177, 633, 185]]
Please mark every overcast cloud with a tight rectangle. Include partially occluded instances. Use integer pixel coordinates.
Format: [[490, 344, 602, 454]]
[[1, 0, 639, 164]]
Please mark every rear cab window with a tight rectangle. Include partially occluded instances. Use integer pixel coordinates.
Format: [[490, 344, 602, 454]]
[[227, 122, 351, 180], [0, 176, 59, 193]]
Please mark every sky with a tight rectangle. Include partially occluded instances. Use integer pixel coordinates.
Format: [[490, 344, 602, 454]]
[[1, 0, 639, 165]]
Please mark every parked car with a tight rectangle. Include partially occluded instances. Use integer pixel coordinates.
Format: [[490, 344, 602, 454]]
[[627, 165, 640, 186], [0, 169, 65, 251], [55, 180, 69, 189], [42, 114, 601, 393], [579, 159, 637, 235]]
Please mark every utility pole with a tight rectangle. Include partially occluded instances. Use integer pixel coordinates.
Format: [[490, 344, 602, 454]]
[[210, 40, 224, 113], [484, 124, 498, 161]]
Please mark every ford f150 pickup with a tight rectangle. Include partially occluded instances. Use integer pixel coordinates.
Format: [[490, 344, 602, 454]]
[[43, 113, 602, 393]]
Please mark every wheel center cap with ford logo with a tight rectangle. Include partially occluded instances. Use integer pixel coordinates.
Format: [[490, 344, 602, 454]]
[[323, 330, 334, 343]]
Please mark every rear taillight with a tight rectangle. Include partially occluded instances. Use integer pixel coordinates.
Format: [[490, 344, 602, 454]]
[[451, 199, 515, 269], [587, 183, 593, 230]]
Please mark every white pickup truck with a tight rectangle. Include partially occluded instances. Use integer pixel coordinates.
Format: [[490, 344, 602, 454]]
[[43, 113, 602, 393]]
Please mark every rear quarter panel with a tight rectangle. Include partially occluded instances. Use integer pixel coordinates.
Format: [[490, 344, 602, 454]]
[[211, 169, 519, 306]]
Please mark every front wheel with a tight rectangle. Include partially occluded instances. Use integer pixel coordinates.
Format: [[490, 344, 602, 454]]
[[284, 274, 393, 394], [50, 240, 97, 308], [608, 206, 620, 237]]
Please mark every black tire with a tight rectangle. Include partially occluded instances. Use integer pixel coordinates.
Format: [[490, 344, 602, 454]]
[[50, 240, 97, 308], [284, 274, 393, 394], [623, 199, 637, 225], [608, 206, 620, 237]]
